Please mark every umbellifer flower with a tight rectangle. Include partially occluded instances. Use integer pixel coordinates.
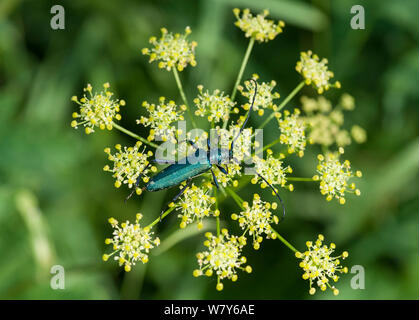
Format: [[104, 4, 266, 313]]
[[231, 194, 279, 249], [142, 27, 197, 72], [177, 184, 219, 229], [296, 51, 341, 94], [233, 8, 285, 43], [137, 97, 186, 142], [277, 109, 307, 157], [252, 149, 293, 191], [238, 75, 280, 116], [193, 229, 251, 291], [103, 141, 156, 193], [103, 214, 160, 272], [295, 234, 349, 296], [313, 152, 362, 204], [193, 85, 236, 123], [71, 83, 125, 134]]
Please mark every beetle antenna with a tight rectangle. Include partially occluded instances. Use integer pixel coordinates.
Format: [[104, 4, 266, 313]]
[[230, 79, 257, 154], [255, 172, 286, 221]]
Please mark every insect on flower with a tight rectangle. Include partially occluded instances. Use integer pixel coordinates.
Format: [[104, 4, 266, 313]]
[[126, 80, 286, 221]]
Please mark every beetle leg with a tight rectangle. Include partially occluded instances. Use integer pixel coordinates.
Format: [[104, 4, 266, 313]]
[[125, 163, 151, 202], [160, 179, 192, 222], [210, 168, 220, 189], [256, 172, 286, 222], [216, 164, 228, 175]]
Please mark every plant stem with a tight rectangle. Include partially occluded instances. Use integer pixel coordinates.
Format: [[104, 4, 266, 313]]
[[287, 177, 315, 182], [214, 187, 220, 236], [223, 37, 255, 129], [173, 68, 197, 128], [258, 81, 305, 129], [226, 187, 245, 210], [271, 228, 298, 253], [112, 122, 158, 148], [146, 206, 176, 229]]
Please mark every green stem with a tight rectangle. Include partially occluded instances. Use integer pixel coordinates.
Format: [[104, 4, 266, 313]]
[[271, 228, 298, 253], [112, 122, 158, 148], [226, 187, 245, 210], [258, 81, 305, 129], [287, 177, 315, 182], [173, 68, 197, 128], [214, 187, 220, 236], [146, 206, 176, 229], [223, 37, 255, 129]]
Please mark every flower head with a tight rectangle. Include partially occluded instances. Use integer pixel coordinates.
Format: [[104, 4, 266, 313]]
[[71, 83, 125, 134], [103, 214, 160, 272], [233, 8, 285, 43], [103, 142, 156, 193], [277, 109, 307, 157], [301, 96, 332, 114], [238, 75, 280, 116], [295, 234, 349, 296], [193, 85, 236, 123], [252, 149, 293, 190], [340, 93, 355, 111], [231, 194, 279, 249], [142, 27, 197, 71], [137, 97, 186, 142], [296, 51, 340, 94], [313, 152, 362, 204], [177, 184, 218, 229], [351, 125, 367, 144], [193, 229, 250, 291]]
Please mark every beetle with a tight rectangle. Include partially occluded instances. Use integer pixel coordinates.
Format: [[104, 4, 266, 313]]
[[126, 80, 285, 220]]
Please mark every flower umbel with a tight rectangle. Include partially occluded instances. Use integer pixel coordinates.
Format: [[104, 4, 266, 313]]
[[137, 97, 186, 142], [193, 85, 236, 123], [313, 152, 362, 204], [295, 234, 349, 296], [103, 214, 160, 272], [231, 194, 279, 249], [103, 141, 156, 192], [277, 109, 307, 157], [238, 75, 280, 116], [142, 27, 197, 72], [296, 51, 341, 94], [194, 229, 250, 291], [252, 150, 293, 190], [177, 184, 219, 229], [71, 83, 125, 134], [233, 8, 285, 43]]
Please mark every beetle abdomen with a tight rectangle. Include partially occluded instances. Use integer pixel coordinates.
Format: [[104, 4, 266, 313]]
[[146, 159, 211, 192]]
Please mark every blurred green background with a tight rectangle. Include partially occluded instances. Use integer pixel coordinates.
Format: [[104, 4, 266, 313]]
[[1, 0, 418, 299]]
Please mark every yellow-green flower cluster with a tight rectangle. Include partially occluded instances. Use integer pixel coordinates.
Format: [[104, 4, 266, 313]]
[[193, 85, 236, 123], [238, 75, 280, 116], [137, 97, 186, 142], [296, 51, 341, 94], [313, 152, 362, 204], [103, 142, 156, 193], [177, 184, 219, 229], [103, 214, 160, 272], [71, 83, 125, 134], [193, 229, 251, 291], [351, 125, 367, 144], [277, 109, 307, 157], [252, 150, 293, 190], [233, 8, 285, 43], [231, 194, 279, 249], [142, 27, 197, 72], [301, 95, 366, 148], [295, 234, 349, 296]]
